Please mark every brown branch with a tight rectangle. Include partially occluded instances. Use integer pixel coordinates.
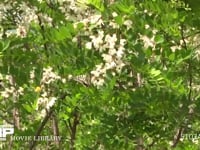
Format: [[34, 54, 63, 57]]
[[69, 108, 80, 150], [136, 137, 144, 150], [52, 113, 60, 148], [29, 108, 54, 150], [64, 120, 72, 137], [10, 76, 20, 130], [172, 127, 184, 148], [29, 92, 68, 149], [13, 108, 20, 129]]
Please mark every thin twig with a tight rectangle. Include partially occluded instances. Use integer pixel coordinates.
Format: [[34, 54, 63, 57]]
[[52, 113, 60, 147], [69, 108, 80, 150]]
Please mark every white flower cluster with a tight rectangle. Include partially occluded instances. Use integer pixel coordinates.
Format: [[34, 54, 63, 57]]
[[139, 34, 156, 49], [59, 0, 93, 22], [86, 30, 126, 87], [1, 2, 38, 38], [1, 86, 24, 98], [170, 41, 182, 52], [72, 14, 104, 45], [90, 63, 106, 87], [36, 94, 58, 119], [29, 68, 35, 83], [41, 67, 61, 85], [37, 96, 57, 118], [35, 67, 66, 118], [123, 19, 133, 30], [37, 94, 57, 110], [1, 1, 55, 38], [16, 25, 27, 38], [144, 9, 153, 17], [38, 13, 53, 27], [77, 14, 103, 29], [108, 12, 133, 30], [17, 2, 38, 25], [0, 74, 24, 99], [88, 30, 104, 51]]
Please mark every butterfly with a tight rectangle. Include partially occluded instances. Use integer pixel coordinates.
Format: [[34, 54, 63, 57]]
[[70, 74, 91, 87]]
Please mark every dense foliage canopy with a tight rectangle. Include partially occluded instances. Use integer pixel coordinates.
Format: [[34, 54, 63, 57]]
[[1, 0, 200, 149]]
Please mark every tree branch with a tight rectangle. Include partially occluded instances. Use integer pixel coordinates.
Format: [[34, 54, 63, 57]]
[[172, 126, 184, 148], [29, 108, 54, 150], [52, 113, 60, 148], [69, 108, 80, 150]]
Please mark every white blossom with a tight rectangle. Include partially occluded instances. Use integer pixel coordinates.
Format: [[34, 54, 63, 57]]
[[30, 69, 35, 79], [39, 109, 46, 118], [68, 74, 73, 80], [104, 34, 117, 49], [124, 20, 132, 29], [120, 39, 126, 46], [112, 12, 118, 17], [91, 76, 104, 87], [170, 45, 181, 52], [41, 67, 61, 84], [108, 48, 117, 55], [85, 42, 92, 49], [1, 91, 9, 98], [116, 47, 124, 59], [109, 21, 119, 29], [102, 54, 113, 63], [152, 29, 158, 35], [37, 97, 48, 106], [139, 34, 156, 49], [72, 37, 77, 42], [90, 15, 102, 24], [46, 97, 57, 109], [62, 78, 66, 83], [91, 70, 101, 77], [18, 87, 24, 95], [90, 31, 104, 49], [105, 61, 116, 69], [145, 24, 150, 29]]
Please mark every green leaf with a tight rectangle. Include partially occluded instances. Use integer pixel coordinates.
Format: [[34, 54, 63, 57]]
[[154, 35, 164, 44], [0, 40, 10, 52], [76, 22, 84, 31], [150, 68, 161, 77], [23, 104, 33, 113], [176, 54, 191, 65], [88, 0, 104, 12], [59, 26, 72, 39], [66, 107, 72, 113], [48, 27, 71, 42], [144, 48, 152, 58], [114, 15, 123, 25], [169, 53, 175, 61], [116, 0, 135, 14], [60, 113, 69, 120]]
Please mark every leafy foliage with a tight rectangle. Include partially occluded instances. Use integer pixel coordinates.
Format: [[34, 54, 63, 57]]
[[1, 0, 200, 149]]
